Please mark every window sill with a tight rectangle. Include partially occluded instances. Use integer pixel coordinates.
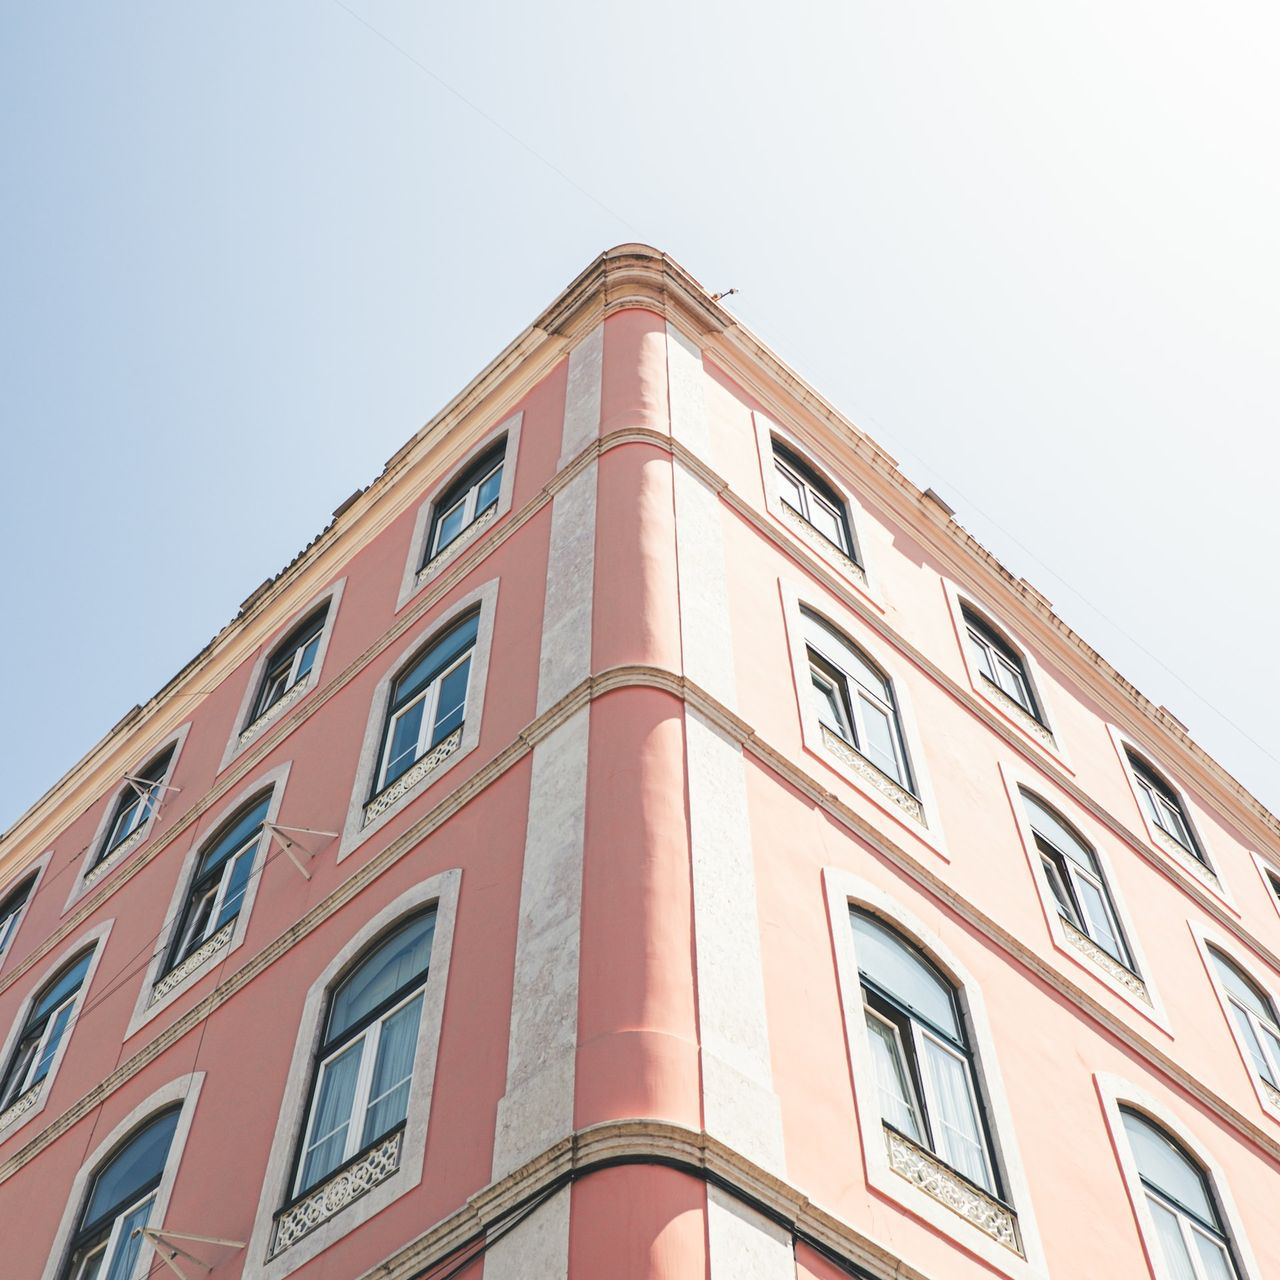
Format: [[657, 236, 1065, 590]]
[[819, 725, 925, 825], [1263, 1079, 1280, 1112], [1152, 827, 1221, 891], [1060, 919, 1152, 1008], [883, 1124, 1022, 1256], [84, 827, 147, 888], [779, 503, 867, 587], [978, 674, 1055, 749], [415, 504, 498, 589], [0, 1082, 42, 1136], [149, 920, 235, 1006], [363, 729, 463, 828], [239, 678, 312, 750], [271, 1125, 404, 1258]]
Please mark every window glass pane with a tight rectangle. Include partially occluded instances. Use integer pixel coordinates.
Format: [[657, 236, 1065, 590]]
[[1072, 873, 1126, 964], [31, 1001, 75, 1084], [968, 633, 997, 684], [921, 1035, 991, 1191], [69, 1243, 106, 1280], [858, 696, 902, 784], [995, 656, 1032, 710], [851, 912, 960, 1040], [1123, 1111, 1218, 1226], [32, 951, 92, 1025], [1147, 1197, 1198, 1280], [294, 632, 322, 683], [810, 665, 850, 739], [212, 848, 256, 934], [383, 700, 425, 786], [0, 1041, 38, 1107], [431, 657, 471, 745], [807, 493, 847, 550], [1041, 854, 1081, 927], [299, 1043, 362, 1191], [1157, 796, 1191, 846], [104, 1198, 154, 1280], [1192, 1229, 1237, 1280], [775, 463, 806, 513], [1210, 952, 1276, 1025], [174, 888, 216, 962], [362, 994, 424, 1146], [83, 1111, 179, 1231], [1023, 795, 1098, 873], [1228, 1005, 1277, 1085], [328, 914, 435, 1043], [196, 796, 271, 882], [394, 614, 480, 708], [1261, 1023, 1280, 1079], [476, 466, 502, 511], [865, 1013, 921, 1141], [433, 501, 466, 553]]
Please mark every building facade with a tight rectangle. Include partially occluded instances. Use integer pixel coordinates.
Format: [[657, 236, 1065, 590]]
[[1, 245, 1279, 1280]]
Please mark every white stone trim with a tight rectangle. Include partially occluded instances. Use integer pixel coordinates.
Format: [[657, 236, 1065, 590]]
[[66, 724, 191, 912], [1249, 852, 1280, 923], [396, 414, 523, 611], [0, 850, 53, 977], [0, 919, 113, 1145], [665, 321, 712, 457], [124, 763, 293, 1038], [752, 411, 881, 604], [1189, 923, 1280, 1126], [558, 322, 604, 468], [38, 1073, 203, 1280], [997, 761, 1170, 1030], [1095, 1072, 1265, 1280], [940, 580, 1067, 765], [243, 869, 460, 1279], [1106, 724, 1233, 907], [823, 868, 1048, 1280], [781, 580, 948, 857], [220, 579, 347, 771], [706, 1184, 794, 1280], [338, 579, 498, 860]]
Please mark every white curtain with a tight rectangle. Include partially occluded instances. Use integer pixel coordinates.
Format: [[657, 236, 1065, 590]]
[[362, 996, 423, 1147], [300, 1043, 362, 1190]]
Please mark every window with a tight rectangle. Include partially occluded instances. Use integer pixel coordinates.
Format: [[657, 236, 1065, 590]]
[[424, 441, 505, 562], [962, 608, 1040, 721], [0, 950, 91, 1111], [374, 612, 478, 795], [805, 610, 913, 790], [1121, 1108, 1241, 1280], [1207, 948, 1280, 1093], [0, 874, 36, 961], [290, 910, 435, 1198], [851, 908, 998, 1195], [772, 441, 857, 559], [163, 795, 270, 976], [1022, 791, 1132, 969], [1127, 752, 1204, 861], [94, 748, 174, 867], [61, 1108, 179, 1280], [250, 608, 327, 724]]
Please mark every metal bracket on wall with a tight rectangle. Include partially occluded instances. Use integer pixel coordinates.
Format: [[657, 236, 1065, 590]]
[[263, 822, 338, 882], [136, 1228, 245, 1280]]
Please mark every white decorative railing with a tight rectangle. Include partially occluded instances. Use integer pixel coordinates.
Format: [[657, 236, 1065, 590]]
[[884, 1126, 1021, 1254], [84, 826, 147, 887], [149, 921, 235, 1005], [1263, 1079, 1280, 1111], [780, 504, 867, 586], [979, 676, 1055, 748], [416, 505, 498, 586], [1061, 919, 1152, 1006], [271, 1128, 403, 1257], [820, 726, 924, 824], [0, 1083, 42, 1133], [239, 678, 310, 748], [363, 728, 463, 826], [1152, 828, 1221, 891]]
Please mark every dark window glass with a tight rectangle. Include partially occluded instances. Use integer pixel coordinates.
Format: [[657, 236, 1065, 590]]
[[0, 949, 92, 1109], [0, 874, 36, 959], [424, 440, 506, 562], [251, 608, 328, 723], [95, 749, 174, 866]]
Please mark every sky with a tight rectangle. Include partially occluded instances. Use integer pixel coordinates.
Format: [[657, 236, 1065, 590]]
[[1, 2, 1277, 832]]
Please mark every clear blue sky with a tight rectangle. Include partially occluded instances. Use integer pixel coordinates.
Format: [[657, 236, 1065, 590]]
[[2, 2, 1276, 831]]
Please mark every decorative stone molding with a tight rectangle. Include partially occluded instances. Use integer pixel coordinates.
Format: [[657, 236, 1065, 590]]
[[0, 1083, 41, 1133], [363, 729, 464, 827], [271, 1128, 404, 1258], [1061, 919, 1152, 1006], [1153, 827, 1221, 890], [148, 921, 235, 1005], [416, 505, 498, 587], [820, 725, 924, 824], [780, 503, 867, 586], [979, 675, 1055, 748], [883, 1125, 1021, 1255], [1263, 1079, 1280, 1111], [239, 679, 310, 749], [83, 827, 146, 887]]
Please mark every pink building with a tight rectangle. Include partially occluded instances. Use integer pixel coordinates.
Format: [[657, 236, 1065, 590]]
[[2, 245, 1279, 1280]]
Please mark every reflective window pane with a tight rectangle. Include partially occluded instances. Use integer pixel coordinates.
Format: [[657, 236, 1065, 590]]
[[851, 912, 959, 1040], [384, 701, 425, 785], [859, 696, 901, 783], [300, 1042, 362, 1191], [104, 1198, 154, 1280], [1192, 1224, 1238, 1280], [431, 657, 471, 745], [1073, 873, 1126, 965], [1147, 1197, 1198, 1280], [921, 1035, 990, 1191], [865, 1013, 921, 1141], [329, 914, 435, 1043], [433, 501, 466, 552], [1123, 1111, 1219, 1226], [362, 995, 424, 1146], [476, 466, 502, 511], [775, 464, 806, 513], [83, 1110, 179, 1231]]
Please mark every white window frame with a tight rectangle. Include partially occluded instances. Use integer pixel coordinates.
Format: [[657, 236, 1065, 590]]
[[37, 1074, 203, 1280], [1096, 1075, 1263, 1280], [340, 579, 498, 860], [1249, 852, 1280, 922], [429, 456, 504, 557], [0, 851, 51, 975], [0, 920, 112, 1143], [397, 413, 522, 609], [824, 869, 1048, 1280], [243, 871, 459, 1280], [221, 580, 346, 771], [126, 764, 291, 1038], [375, 647, 473, 794]]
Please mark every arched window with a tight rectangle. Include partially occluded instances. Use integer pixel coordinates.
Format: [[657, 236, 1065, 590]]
[[93, 748, 174, 868], [1126, 751, 1205, 863], [962, 607, 1041, 721], [290, 910, 436, 1197], [1207, 948, 1280, 1092], [772, 440, 858, 560], [1021, 791, 1132, 969], [374, 612, 478, 795], [0, 873, 37, 960], [1121, 1108, 1241, 1280], [851, 908, 997, 1193], [0, 949, 92, 1111], [163, 794, 272, 975], [804, 610, 913, 790], [424, 439, 506, 562], [61, 1107, 180, 1280], [250, 607, 328, 725]]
